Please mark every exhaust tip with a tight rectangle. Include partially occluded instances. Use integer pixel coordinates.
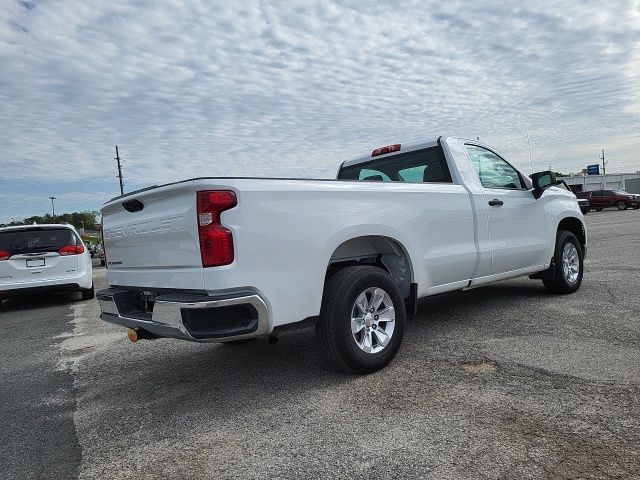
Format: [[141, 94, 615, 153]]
[[127, 328, 138, 342]]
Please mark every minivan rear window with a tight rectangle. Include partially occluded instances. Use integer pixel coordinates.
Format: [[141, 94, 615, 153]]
[[0, 228, 78, 256]]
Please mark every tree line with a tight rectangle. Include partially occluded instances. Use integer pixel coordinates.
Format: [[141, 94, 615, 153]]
[[0, 211, 100, 230]]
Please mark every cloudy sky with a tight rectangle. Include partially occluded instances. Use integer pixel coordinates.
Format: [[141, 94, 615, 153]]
[[1, 0, 639, 222]]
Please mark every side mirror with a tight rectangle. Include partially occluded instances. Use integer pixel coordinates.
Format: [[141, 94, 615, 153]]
[[530, 171, 556, 199]]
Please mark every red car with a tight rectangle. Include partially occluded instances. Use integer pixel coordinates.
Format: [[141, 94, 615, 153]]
[[576, 190, 640, 211]]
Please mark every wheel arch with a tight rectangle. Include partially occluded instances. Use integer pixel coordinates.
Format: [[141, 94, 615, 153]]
[[557, 216, 586, 256], [325, 235, 416, 309]]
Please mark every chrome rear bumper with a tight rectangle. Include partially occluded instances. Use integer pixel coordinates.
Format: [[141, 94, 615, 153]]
[[97, 288, 271, 342]]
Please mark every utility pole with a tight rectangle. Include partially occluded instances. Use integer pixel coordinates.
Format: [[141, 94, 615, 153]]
[[49, 196, 56, 222], [599, 149, 607, 175], [115, 146, 124, 195]]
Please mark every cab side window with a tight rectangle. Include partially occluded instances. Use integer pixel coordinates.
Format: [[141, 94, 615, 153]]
[[464, 145, 525, 189]]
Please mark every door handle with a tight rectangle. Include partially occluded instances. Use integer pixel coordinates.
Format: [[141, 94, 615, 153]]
[[488, 199, 504, 206]]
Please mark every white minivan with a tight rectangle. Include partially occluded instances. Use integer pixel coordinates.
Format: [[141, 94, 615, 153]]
[[0, 224, 94, 302]]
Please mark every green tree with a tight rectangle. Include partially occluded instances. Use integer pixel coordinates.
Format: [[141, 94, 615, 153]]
[[5, 211, 100, 231]]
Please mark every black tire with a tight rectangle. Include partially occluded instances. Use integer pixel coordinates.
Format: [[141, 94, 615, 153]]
[[580, 207, 590, 215], [594, 208, 603, 212], [542, 231, 584, 294], [316, 265, 406, 374], [617, 201, 628, 211], [100, 260, 105, 266], [81, 284, 95, 300]]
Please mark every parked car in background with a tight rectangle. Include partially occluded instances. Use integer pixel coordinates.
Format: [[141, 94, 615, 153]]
[[96, 242, 105, 266], [0, 224, 94, 302], [616, 190, 640, 209], [576, 190, 640, 211], [96, 136, 587, 374]]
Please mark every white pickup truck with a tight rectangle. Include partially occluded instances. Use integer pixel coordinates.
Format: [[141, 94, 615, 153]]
[[97, 136, 586, 374]]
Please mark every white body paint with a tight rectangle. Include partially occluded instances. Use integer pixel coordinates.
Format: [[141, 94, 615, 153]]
[[99, 136, 586, 334]]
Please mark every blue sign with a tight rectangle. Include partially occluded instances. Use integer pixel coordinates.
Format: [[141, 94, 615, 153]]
[[587, 164, 600, 175]]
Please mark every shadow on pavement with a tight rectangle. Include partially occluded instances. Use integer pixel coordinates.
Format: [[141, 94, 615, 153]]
[[0, 292, 85, 313]]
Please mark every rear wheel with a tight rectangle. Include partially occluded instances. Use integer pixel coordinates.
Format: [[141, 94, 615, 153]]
[[81, 284, 95, 300], [542, 231, 583, 294], [316, 265, 405, 374], [617, 201, 628, 210]]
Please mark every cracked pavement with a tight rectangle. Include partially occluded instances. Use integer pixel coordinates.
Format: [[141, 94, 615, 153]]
[[1, 210, 639, 479]]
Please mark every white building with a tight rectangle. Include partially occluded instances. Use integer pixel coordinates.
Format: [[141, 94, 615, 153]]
[[562, 173, 640, 193]]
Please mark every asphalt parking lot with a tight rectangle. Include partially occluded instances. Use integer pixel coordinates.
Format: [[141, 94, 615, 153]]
[[1, 211, 639, 480]]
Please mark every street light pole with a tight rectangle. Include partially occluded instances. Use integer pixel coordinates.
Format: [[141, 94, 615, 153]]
[[49, 196, 56, 222]]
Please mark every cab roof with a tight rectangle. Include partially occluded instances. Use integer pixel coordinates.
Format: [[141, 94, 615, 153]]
[[341, 135, 444, 169]]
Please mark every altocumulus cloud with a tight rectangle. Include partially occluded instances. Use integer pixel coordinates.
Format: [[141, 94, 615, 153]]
[[1, 0, 639, 220]]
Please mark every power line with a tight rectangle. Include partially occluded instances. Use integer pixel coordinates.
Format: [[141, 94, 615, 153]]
[[114, 146, 124, 195]]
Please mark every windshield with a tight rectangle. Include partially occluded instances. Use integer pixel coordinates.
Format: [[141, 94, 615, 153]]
[[0, 228, 78, 256]]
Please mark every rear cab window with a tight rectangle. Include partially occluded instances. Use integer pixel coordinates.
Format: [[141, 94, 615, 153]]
[[0, 228, 79, 257], [338, 147, 453, 183]]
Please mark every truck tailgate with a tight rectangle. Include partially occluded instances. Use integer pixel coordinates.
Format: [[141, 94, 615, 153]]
[[101, 181, 204, 289]]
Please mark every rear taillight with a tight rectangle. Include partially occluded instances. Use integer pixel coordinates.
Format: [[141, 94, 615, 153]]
[[196, 190, 237, 267], [0, 250, 10, 261], [59, 244, 85, 255]]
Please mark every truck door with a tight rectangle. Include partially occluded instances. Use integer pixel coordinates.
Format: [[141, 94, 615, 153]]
[[464, 144, 550, 274]]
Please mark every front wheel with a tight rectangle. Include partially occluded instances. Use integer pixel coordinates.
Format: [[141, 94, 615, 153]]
[[617, 201, 628, 210], [316, 266, 406, 374], [542, 231, 584, 294], [594, 207, 603, 212]]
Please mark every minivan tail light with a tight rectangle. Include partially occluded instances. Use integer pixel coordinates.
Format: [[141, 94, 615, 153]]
[[59, 244, 85, 255], [196, 190, 237, 267], [0, 250, 10, 261]]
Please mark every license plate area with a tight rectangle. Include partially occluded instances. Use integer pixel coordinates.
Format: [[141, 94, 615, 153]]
[[26, 258, 45, 268]]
